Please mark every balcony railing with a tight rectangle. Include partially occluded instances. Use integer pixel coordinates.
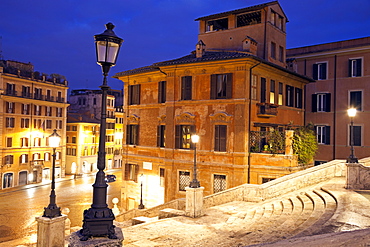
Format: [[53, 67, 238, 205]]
[[3, 91, 66, 103], [250, 131, 285, 154], [257, 103, 278, 117]]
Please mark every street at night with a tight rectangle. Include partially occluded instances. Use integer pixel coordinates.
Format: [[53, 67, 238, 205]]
[[0, 170, 122, 244]]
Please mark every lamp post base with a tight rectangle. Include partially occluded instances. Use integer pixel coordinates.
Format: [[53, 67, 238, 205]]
[[79, 208, 117, 241], [347, 155, 358, 163]]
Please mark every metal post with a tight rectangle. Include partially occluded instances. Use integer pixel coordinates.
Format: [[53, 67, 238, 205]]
[[138, 176, 144, 209], [347, 116, 358, 163], [189, 143, 200, 188], [43, 147, 61, 218]]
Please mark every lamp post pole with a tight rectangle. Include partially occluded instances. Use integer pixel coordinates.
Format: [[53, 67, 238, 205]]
[[80, 23, 123, 241], [189, 134, 200, 188], [347, 108, 358, 163], [138, 174, 145, 209], [43, 129, 61, 218]]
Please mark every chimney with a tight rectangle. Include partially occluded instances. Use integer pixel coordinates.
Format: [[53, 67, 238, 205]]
[[242, 36, 258, 55], [196, 40, 206, 58]]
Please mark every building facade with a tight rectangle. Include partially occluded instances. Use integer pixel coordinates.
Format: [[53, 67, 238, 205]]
[[287, 37, 370, 164], [115, 1, 313, 210], [0, 60, 69, 189], [65, 89, 124, 175]]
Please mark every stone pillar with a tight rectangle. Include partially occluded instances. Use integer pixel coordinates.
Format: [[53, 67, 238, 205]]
[[346, 163, 362, 189], [36, 215, 67, 247], [185, 187, 204, 218], [285, 130, 294, 155]]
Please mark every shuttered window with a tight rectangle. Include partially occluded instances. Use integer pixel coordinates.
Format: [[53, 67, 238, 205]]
[[175, 125, 195, 149], [214, 125, 227, 152], [181, 76, 192, 100], [210, 73, 233, 99]]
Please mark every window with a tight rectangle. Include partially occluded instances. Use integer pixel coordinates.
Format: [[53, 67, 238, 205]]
[[157, 125, 166, 147], [45, 152, 50, 161], [278, 82, 283, 105], [313, 62, 327, 80], [262, 178, 275, 183], [33, 153, 41, 160], [46, 120, 52, 129], [279, 46, 284, 62], [286, 85, 294, 107], [6, 137, 12, 147], [34, 105, 41, 116], [124, 163, 139, 182], [260, 77, 266, 103], [34, 137, 41, 147], [312, 93, 331, 112], [126, 125, 139, 145], [270, 11, 276, 25], [271, 42, 276, 59], [22, 86, 31, 98], [6, 83, 15, 95], [21, 118, 30, 128], [179, 171, 190, 191], [56, 120, 62, 129], [269, 80, 275, 104], [349, 91, 362, 111], [349, 58, 362, 77], [160, 168, 165, 187], [46, 89, 51, 100], [6, 102, 15, 113], [316, 125, 330, 145], [175, 125, 195, 149], [78, 97, 86, 105], [158, 81, 166, 103], [128, 84, 140, 105], [295, 88, 303, 109], [237, 11, 261, 27], [45, 106, 52, 116], [251, 75, 257, 100], [34, 119, 42, 129], [349, 125, 362, 146], [207, 17, 228, 32], [4, 155, 14, 165], [214, 174, 226, 193], [3, 173, 13, 188], [21, 137, 29, 147], [214, 125, 227, 152], [72, 137, 76, 143], [20, 154, 29, 164], [56, 107, 63, 117], [210, 73, 232, 99], [56, 151, 61, 160], [6, 117, 15, 128], [93, 98, 97, 105], [34, 88, 42, 99], [22, 104, 30, 115], [181, 76, 192, 100]]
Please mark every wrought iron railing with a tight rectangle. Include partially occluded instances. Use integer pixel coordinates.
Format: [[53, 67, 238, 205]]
[[250, 131, 285, 154]]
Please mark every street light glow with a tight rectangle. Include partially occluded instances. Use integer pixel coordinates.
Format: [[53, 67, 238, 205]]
[[191, 134, 199, 144], [347, 108, 357, 117]]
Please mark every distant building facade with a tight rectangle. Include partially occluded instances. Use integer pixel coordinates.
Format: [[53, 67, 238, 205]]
[[287, 37, 370, 164], [115, 1, 313, 210], [0, 60, 69, 189]]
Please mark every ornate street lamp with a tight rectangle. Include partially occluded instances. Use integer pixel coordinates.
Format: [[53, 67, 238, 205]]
[[80, 23, 123, 241], [189, 134, 200, 188], [138, 174, 145, 209], [43, 129, 61, 218], [347, 108, 358, 163]]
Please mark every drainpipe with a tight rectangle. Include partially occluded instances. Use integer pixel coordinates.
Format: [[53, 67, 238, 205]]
[[333, 55, 337, 160], [247, 62, 261, 184]]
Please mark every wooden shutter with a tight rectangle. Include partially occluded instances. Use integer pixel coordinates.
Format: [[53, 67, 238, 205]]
[[175, 125, 181, 149], [261, 78, 266, 103], [134, 164, 140, 183], [226, 73, 233, 99], [320, 63, 327, 80], [313, 64, 318, 80], [124, 164, 130, 180], [356, 59, 362, 77], [325, 126, 331, 145], [348, 59, 352, 77], [325, 93, 331, 112], [210, 74, 217, 99], [312, 94, 317, 112]]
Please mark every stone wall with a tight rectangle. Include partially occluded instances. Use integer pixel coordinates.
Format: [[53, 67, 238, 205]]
[[346, 161, 370, 189]]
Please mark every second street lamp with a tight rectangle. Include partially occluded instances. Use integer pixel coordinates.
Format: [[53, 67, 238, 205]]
[[189, 134, 200, 188], [43, 129, 61, 218], [80, 23, 123, 241], [347, 108, 358, 163], [138, 174, 145, 209]]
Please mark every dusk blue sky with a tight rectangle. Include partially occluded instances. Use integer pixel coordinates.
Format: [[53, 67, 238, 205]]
[[1, 0, 369, 92]]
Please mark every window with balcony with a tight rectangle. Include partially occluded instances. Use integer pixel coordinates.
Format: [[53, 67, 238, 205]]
[[210, 73, 232, 99], [6, 83, 16, 96], [181, 76, 192, 100], [34, 88, 42, 100], [349, 58, 362, 77], [175, 125, 195, 149], [214, 125, 227, 152], [312, 93, 331, 112], [22, 86, 31, 98]]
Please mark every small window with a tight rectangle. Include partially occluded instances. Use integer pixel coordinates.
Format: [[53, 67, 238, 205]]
[[210, 73, 232, 99], [279, 46, 284, 62], [313, 62, 327, 80], [21, 137, 29, 147], [295, 88, 303, 109], [6, 137, 12, 147], [349, 58, 362, 77], [6, 117, 15, 128], [6, 102, 15, 114], [4, 155, 14, 165], [207, 17, 228, 32], [20, 154, 29, 164], [278, 82, 283, 105], [271, 42, 276, 59], [260, 77, 266, 103], [179, 171, 190, 191], [72, 137, 76, 143], [286, 85, 294, 107], [124, 163, 139, 182], [128, 85, 141, 105], [269, 80, 275, 104], [181, 76, 192, 100], [312, 93, 331, 112], [126, 125, 139, 145], [214, 174, 226, 193], [262, 177, 275, 183], [316, 125, 330, 145], [349, 125, 362, 146]]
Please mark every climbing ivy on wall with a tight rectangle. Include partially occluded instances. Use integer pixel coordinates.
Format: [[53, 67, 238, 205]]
[[293, 124, 318, 165]]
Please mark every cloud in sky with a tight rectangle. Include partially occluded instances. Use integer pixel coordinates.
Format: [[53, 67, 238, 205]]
[[1, 0, 369, 91]]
